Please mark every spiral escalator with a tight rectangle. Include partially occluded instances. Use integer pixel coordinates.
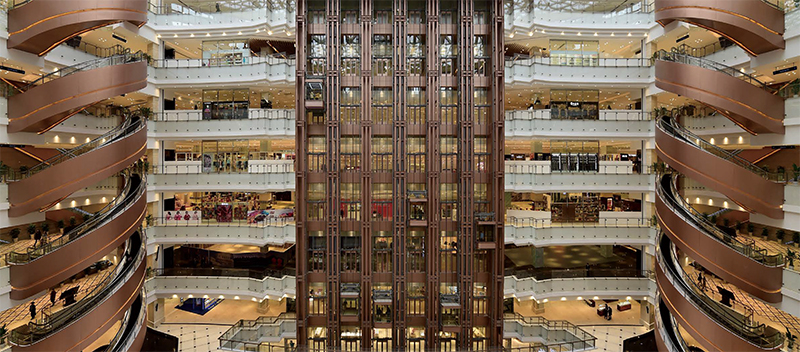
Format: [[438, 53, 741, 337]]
[[7, 115, 147, 217], [656, 173, 784, 302], [654, 0, 785, 55], [7, 230, 146, 352], [654, 51, 785, 135], [6, 172, 146, 300], [655, 115, 785, 219], [655, 297, 692, 352], [656, 234, 783, 352], [6, 52, 148, 134], [6, 0, 147, 56]]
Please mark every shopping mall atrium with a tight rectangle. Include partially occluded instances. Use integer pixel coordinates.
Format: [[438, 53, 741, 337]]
[[0, 0, 797, 351]]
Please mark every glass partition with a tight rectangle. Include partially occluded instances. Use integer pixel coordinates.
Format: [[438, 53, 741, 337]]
[[549, 40, 599, 66], [549, 89, 599, 120], [202, 89, 250, 119]]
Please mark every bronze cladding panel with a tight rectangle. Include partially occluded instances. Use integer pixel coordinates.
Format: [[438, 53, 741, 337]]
[[655, 126, 784, 219], [10, 194, 145, 300], [8, 126, 146, 217], [8, 61, 147, 133], [7, 0, 147, 55], [12, 257, 146, 352], [655, 61, 784, 134], [656, 194, 782, 302], [656, 264, 780, 352]]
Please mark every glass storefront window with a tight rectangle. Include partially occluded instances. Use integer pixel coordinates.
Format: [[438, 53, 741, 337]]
[[550, 89, 599, 120], [202, 89, 250, 120], [201, 40, 250, 66], [549, 39, 599, 66]]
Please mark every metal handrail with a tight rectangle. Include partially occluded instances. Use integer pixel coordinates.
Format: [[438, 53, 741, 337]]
[[506, 267, 653, 280], [13, 115, 145, 180], [151, 216, 295, 227], [506, 55, 651, 67], [657, 115, 785, 182], [6, 173, 144, 264], [148, 0, 296, 14], [504, 312, 597, 349], [24, 52, 145, 90], [150, 55, 295, 68], [64, 41, 130, 59], [505, 216, 650, 228], [657, 174, 784, 267], [654, 50, 773, 92], [655, 299, 692, 352], [9, 232, 145, 347], [155, 267, 296, 279], [506, 0, 654, 14], [657, 235, 784, 349]]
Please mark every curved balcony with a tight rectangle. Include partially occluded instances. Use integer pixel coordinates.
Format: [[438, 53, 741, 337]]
[[656, 173, 784, 302], [655, 115, 785, 219], [8, 115, 146, 217], [7, 173, 146, 300], [145, 268, 296, 303], [654, 0, 785, 56], [6, 0, 147, 56], [8, 230, 146, 352], [654, 298, 691, 352], [654, 51, 785, 135], [656, 235, 784, 352], [8, 52, 147, 134]]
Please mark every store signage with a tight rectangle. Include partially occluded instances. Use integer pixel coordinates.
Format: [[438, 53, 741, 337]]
[[568, 101, 580, 107], [0, 65, 24, 74], [773, 66, 797, 75]]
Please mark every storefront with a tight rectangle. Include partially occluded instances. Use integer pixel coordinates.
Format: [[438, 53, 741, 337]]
[[508, 192, 644, 224], [202, 89, 250, 120], [202, 39, 250, 66], [549, 89, 599, 120], [505, 140, 644, 174], [163, 191, 294, 224], [160, 140, 296, 174]]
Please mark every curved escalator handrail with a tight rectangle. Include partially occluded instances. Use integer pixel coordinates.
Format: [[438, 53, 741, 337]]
[[654, 50, 774, 93], [104, 292, 145, 352], [657, 173, 784, 267], [656, 298, 691, 352], [23, 52, 145, 91], [657, 115, 785, 182], [6, 172, 145, 264], [17, 116, 144, 180], [657, 235, 784, 349], [9, 230, 145, 347]]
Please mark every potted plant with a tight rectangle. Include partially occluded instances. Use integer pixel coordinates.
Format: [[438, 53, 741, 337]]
[[710, 215, 718, 225], [40, 223, 49, 236], [57, 220, 65, 234], [778, 166, 786, 181], [145, 214, 153, 227], [747, 223, 755, 236], [761, 227, 771, 240], [793, 164, 800, 182], [723, 218, 730, 228], [69, 216, 77, 227], [9, 228, 20, 243], [735, 221, 742, 234], [26, 224, 36, 239], [18, 165, 28, 176], [794, 232, 800, 247], [651, 215, 658, 227], [82, 214, 90, 222], [777, 229, 787, 244]]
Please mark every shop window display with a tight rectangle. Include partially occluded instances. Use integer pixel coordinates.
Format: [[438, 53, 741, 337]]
[[164, 191, 294, 225]]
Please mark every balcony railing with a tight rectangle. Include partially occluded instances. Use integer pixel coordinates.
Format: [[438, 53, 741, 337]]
[[151, 216, 294, 228], [506, 267, 653, 280], [155, 267, 295, 280], [506, 54, 651, 68], [152, 109, 294, 122], [151, 55, 294, 69], [505, 216, 651, 228]]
